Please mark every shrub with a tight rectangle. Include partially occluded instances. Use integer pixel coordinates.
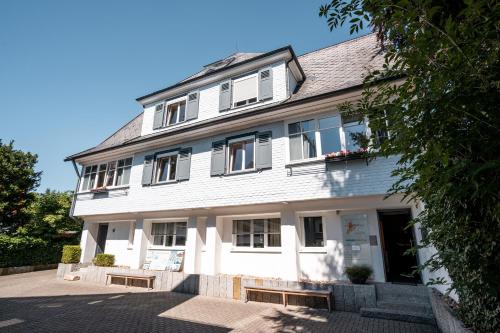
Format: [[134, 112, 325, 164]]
[[93, 254, 114, 267], [345, 265, 373, 284], [61, 245, 81, 264]]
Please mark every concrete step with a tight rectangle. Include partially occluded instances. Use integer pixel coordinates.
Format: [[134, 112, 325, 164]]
[[376, 300, 433, 315], [360, 307, 436, 325], [375, 283, 431, 304]]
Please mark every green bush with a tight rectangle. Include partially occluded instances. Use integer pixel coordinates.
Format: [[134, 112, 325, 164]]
[[0, 234, 78, 268], [93, 254, 114, 267], [345, 265, 373, 284], [61, 245, 81, 264]]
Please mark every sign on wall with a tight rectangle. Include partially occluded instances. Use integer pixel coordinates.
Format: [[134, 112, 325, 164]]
[[341, 214, 370, 266], [143, 250, 184, 271]]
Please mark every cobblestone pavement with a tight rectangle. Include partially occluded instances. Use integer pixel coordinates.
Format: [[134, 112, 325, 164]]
[[0, 270, 438, 333]]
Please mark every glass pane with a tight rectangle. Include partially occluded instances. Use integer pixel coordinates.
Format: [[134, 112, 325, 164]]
[[319, 116, 340, 129], [253, 234, 264, 248], [253, 220, 264, 233], [124, 158, 133, 166], [165, 235, 174, 247], [289, 134, 302, 161], [121, 166, 131, 185], [84, 166, 91, 175], [165, 223, 175, 235], [96, 169, 106, 188], [106, 162, 116, 186], [168, 104, 179, 125], [236, 220, 251, 233], [89, 173, 97, 189], [244, 140, 254, 169], [342, 113, 363, 125], [268, 234, 281, 247], [115, 168, 123, 185], [320, 127, 342, 154], [178, 101, 186, 122], [118, 159, 125, 168], [268, 219, 281, 233], [169, 156, 177, 180], [288, 122, 301, 135], [175, 235, 186, 246], [175, 222, 187, 236], [151, 223, 165, 235], [82, 175, 90, 191], [345, 124, 365, 151], [304, 217, 324, 247], [90, 165, 98, 172], [236, 234, 250, 247], [157, 158, 169, 182], [153, 235, 164, 246], [230, 143, 243, 171], [301, 119, 315, 132], [302, 132, 317, 158]]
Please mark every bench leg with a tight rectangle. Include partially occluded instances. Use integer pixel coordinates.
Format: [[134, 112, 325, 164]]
[[245, 289, 248, 303], [125, 277, 128, 288], [282, 293, 286, 307], [326, 296, 332, 312], [105, 275, 108, 286]]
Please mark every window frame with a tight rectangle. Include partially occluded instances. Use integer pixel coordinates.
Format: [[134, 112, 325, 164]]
[[149, 220, 188, 249], [80, 157, 133, 192], [164, 96, 187, 127], [232, 218, 282, 249], [227, 135, 256, 174], [154, 151, 178, 184], [285, 112, 369, 164], [231, 72, 259, 108], [299, 215, 327, 249]]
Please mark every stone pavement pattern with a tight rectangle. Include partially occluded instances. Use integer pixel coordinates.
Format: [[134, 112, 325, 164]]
[[0, 270, 438, 333]]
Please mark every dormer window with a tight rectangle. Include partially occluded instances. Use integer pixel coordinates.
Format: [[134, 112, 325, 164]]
[[166, 100, 186, 126], [232, 73, 258, 107]]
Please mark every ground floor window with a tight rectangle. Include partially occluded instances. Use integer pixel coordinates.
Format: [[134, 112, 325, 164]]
[[303, 216, 324, 247], [232, 218, 281, 248], [151, 222, 187, 247]]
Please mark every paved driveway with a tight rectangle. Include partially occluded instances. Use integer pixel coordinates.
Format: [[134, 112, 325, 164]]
[[0, 270, 437, 332]]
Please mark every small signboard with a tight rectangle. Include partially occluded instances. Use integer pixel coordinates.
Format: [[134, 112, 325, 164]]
[[143, 250, 184, 271]]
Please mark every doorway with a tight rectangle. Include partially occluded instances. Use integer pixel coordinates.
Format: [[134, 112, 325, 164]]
[[378, 210, 421, 284], [95, 223, 109, 256]]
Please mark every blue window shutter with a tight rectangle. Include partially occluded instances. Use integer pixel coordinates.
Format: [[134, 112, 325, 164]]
[[255, 131, 272, 169], [176, 148, 192, 181], [210, 140, 226, 176], [141, 155, 155, 185], [219, 81, 232, 111], [153, 104, 165, 130], [185, 91, 199, 120], [258, 68, 273, 101]]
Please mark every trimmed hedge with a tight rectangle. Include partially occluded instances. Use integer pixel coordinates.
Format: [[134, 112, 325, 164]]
[[61, 245, 81, 264], [0, 234, 77, 268], [93, 254, 114, 267]]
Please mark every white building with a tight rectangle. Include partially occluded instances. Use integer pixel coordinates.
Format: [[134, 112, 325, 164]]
[[66, 34, 444, 288]]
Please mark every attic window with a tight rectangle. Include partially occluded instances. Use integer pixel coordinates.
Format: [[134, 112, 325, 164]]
[[232, 74, 258, 107]]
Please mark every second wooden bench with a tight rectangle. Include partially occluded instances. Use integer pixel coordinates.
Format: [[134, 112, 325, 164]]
[[244, 286, 332, 312]]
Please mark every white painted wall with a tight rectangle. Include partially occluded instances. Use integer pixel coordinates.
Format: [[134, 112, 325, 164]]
[[74, 117, 398, 217], [140, 61, 288, 137], [103, 221, 134, 267]]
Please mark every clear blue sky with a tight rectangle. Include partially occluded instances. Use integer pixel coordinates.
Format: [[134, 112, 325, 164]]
[[0, 0, 367, 192]]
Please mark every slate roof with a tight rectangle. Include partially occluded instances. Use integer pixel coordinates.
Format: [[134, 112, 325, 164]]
[[66, 34, 383, 161]]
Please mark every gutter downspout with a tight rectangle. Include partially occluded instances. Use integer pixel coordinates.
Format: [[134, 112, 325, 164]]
[[69, 160, 82, 218]]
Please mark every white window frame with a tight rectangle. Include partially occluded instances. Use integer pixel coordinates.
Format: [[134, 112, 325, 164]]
[[154, 151, 178, 184], [164, 96, 187, 127], [300, 215, 326, 249], [285, 112, 368, 164], [148, 219, 188, 249], [80, 157, 133, 192], [232, 73, 258, 108], [232, 218, 281, 249], [227, 135, 256, 173]]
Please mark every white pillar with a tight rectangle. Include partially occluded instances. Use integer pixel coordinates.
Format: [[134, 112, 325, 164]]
[[80, 221, 98, 263], [129, 219, 148, 269], [204, 215, 222, 276], [184, 216, 204, 274], [280, 207, 300, 281]]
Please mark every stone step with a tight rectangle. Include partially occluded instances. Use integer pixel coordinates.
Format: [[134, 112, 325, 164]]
[[375, 283, 429, 298], [376, 300, 433, 315], [360, 307, 436, 325]]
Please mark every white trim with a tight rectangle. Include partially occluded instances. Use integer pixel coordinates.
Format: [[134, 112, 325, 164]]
[[154, 153, 178, 184]]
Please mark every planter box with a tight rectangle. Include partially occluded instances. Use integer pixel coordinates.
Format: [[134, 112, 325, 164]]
[[429, 288, 472, 333]]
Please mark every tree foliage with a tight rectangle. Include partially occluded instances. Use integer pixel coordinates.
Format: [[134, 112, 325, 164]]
[[320, 1, 500, 331], [0, 140, 41, 233]]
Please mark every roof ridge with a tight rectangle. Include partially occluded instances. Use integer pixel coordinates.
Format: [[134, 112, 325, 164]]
[[298, 32, 376, 58]]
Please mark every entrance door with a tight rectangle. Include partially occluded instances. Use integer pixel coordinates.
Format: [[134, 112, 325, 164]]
[[378, 210, 421, 284], [95, 223, 109, 255]]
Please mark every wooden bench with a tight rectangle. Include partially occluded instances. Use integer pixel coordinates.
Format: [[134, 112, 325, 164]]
[[244, 286, 332, 312], [106, 273, 156, 290]]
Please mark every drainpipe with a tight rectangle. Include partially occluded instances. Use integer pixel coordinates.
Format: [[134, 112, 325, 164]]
[[69, 159, 82, 218]]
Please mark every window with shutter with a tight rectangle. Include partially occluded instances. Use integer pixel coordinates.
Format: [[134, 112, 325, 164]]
[[258, 68, 273, 101], [219, 81, 232, 111], [211, 140, 226, 176], [185, 91, 199, 120], [255, 131, 272, 169], [176, 148, 192, 181], [232, 74, 258, 107], [153, 104, 165, 130]]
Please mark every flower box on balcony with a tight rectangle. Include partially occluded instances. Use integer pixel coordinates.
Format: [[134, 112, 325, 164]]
[[324, 149, 367, 162], [90, 187, 108, 193]]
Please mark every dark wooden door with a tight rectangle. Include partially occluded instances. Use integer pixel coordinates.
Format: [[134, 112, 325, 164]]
[[379, 210, 421, 284]]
